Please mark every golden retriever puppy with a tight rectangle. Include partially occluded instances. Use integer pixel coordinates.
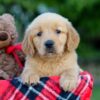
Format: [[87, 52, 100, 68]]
[[21, 12, 80, 91]]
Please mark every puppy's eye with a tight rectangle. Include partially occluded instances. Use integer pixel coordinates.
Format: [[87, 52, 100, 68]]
[[56, 29, 61, 34], [37, 32, 42, 36]]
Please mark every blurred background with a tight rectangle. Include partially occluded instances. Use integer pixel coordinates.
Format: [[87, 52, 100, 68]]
[[0, 0, 100, 99]]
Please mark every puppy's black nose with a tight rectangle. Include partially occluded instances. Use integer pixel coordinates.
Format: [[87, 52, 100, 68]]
[[45, 40, 54, 48]]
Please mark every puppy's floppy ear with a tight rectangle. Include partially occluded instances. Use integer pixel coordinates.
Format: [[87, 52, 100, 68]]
[[66, 20, 80, 51], [22, 29, 35, 57]]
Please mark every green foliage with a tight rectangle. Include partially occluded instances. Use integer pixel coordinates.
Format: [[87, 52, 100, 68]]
[[92, 85, 100, 100], [0, 0, 100, 61]]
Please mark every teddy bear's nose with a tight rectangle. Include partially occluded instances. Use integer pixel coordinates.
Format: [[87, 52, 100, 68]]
[[0, 32, 8, 41]]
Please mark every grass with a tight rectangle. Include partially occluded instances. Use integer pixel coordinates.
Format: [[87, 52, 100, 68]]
[[91, 85, 100, 100]]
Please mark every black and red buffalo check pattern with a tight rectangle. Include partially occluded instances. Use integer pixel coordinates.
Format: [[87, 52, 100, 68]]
[[0, 71, 93, 100]]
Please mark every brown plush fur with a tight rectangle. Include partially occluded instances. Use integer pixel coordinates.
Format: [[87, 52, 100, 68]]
[[21, 13, 80, 91], [0, 13, 24, 79]]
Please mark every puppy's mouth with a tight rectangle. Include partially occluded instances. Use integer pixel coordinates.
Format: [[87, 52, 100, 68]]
[[45, 48, 56, 56]]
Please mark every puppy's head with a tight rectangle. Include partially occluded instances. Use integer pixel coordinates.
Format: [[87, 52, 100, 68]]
[[22, 13, 80, 57]]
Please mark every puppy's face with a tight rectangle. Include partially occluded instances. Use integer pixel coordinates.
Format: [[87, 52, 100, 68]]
[[32, 17, 67, 57], [23, 13, 80, 57]]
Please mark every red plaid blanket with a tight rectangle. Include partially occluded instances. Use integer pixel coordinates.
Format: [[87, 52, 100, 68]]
[[0, 71, 93, 100]]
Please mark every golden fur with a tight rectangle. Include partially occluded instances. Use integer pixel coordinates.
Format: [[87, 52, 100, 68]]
[[21, 12, 80, 91]]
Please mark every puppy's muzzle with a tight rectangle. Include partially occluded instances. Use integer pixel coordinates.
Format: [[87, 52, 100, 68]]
[[45, 40, 55, 53]]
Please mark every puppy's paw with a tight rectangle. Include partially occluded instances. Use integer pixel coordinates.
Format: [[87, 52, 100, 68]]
[[21, 72, 40, 85], [60, 77, 77, 91]]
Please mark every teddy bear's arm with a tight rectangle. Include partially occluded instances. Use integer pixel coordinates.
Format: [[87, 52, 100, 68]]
[[0, 69, 9, 79]]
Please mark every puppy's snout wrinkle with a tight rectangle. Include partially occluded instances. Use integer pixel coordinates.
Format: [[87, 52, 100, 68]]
[[45, 40, 54, 49]]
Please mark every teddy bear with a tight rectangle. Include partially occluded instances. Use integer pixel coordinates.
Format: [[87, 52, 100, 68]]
[[0, 13, 25, 79]]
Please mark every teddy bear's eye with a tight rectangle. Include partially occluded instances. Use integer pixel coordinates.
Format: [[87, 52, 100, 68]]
[[56, 29, 61, 34], [11, 34, 15, 39], [37, 31, 42, 37]]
